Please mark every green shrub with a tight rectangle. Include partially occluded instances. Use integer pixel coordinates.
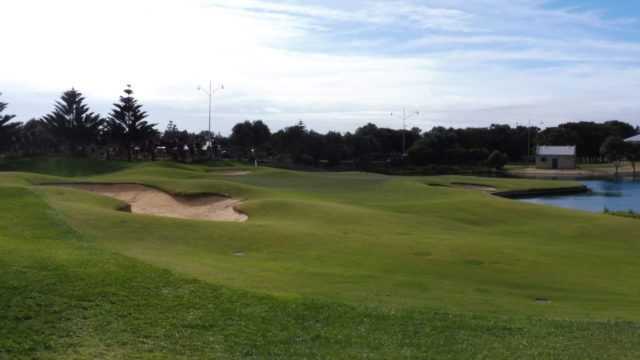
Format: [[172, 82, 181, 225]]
[[486, 150, 508, 169]]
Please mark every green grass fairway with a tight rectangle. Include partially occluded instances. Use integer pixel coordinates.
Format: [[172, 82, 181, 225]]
[[2, 157, 640, 358]]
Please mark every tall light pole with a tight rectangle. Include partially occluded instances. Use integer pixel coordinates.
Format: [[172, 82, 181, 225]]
[[197, 80, 224, 159], [527, 119, 543, 165], [527, 119, 531, 164], [518, 120, 543, 165], [391, 108, 419, 157]]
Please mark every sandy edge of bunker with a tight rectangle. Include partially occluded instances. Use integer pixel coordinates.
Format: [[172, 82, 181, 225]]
[[209, 170, 251, 175], [46, 183, 248, 222], [451, 183, 497, 191]]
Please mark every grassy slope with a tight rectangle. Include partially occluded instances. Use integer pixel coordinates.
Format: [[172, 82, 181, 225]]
[[33, 164, 639, 321], [580, 161, 631, 169], [2, 182, 640, 359], [2, 157, 640, 358], [0, 156, 136, 177]]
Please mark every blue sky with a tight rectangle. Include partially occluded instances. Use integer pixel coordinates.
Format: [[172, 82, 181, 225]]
[[3, 0, 640, 134]]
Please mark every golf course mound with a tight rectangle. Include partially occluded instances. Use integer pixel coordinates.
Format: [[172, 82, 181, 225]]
[[209, 169, 251, 175], [4, 159, 640, 358], [51, 183, 248, 222]]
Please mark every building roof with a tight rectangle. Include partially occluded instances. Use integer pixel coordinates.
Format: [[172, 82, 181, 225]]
[[536, 145, 576, 156], [624, 134, 640, 142]]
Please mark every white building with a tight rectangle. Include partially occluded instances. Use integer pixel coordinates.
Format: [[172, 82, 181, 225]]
[[535, 146, 576, 169]]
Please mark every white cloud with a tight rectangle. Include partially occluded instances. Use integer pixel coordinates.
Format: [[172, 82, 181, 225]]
[[2, 0, 640, 134]]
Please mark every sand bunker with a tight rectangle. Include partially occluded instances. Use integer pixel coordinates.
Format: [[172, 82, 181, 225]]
[[452, 183, 497, 192], [53, 183, 248, 222], [210, 170, 251, 175]]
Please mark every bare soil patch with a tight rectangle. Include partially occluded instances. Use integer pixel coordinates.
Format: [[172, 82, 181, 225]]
[[209, 170, 251, 175], [52, 183, 248, 222]]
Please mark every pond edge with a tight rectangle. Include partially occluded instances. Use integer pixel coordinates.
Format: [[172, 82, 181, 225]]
[[492, 185, 589, 199]]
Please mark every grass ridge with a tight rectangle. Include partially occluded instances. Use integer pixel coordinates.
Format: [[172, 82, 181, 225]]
[[2, 158, 640, 358]]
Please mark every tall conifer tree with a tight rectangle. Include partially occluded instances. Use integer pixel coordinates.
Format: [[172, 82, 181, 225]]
[[105, 85, 157, 161], [0, 93, 20, 153], [40, 88, 103, 155]]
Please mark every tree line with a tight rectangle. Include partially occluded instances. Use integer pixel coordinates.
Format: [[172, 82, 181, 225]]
[[224, 119, 640, 170], [1, 87, 161, 161], [1, 89, 639, 170]]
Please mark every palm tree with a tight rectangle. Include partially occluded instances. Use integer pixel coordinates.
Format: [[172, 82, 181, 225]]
[[0, 93, 20, 154], [104, 85, 158, 161], [40, 88, 104, 155]]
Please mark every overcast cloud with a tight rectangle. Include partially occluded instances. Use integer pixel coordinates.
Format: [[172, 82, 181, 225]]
[[2, 0, 640, 134]]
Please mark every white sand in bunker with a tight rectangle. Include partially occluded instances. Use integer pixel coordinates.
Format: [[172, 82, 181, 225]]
[[209, 170, 251, 175], [56, 183, 248, 222]]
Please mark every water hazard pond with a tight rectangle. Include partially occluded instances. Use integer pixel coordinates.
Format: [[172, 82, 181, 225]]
[[518, 177, 640, 213]]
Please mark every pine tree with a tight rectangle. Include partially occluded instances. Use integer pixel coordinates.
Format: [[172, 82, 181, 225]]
[[165, 120, 178, 133], [105, 85, 157, 161], [0, 93, 20, 153], [40, 88, 103, 155]]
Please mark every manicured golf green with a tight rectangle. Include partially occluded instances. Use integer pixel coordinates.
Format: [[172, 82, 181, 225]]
[[1, 157, 640, 358]]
